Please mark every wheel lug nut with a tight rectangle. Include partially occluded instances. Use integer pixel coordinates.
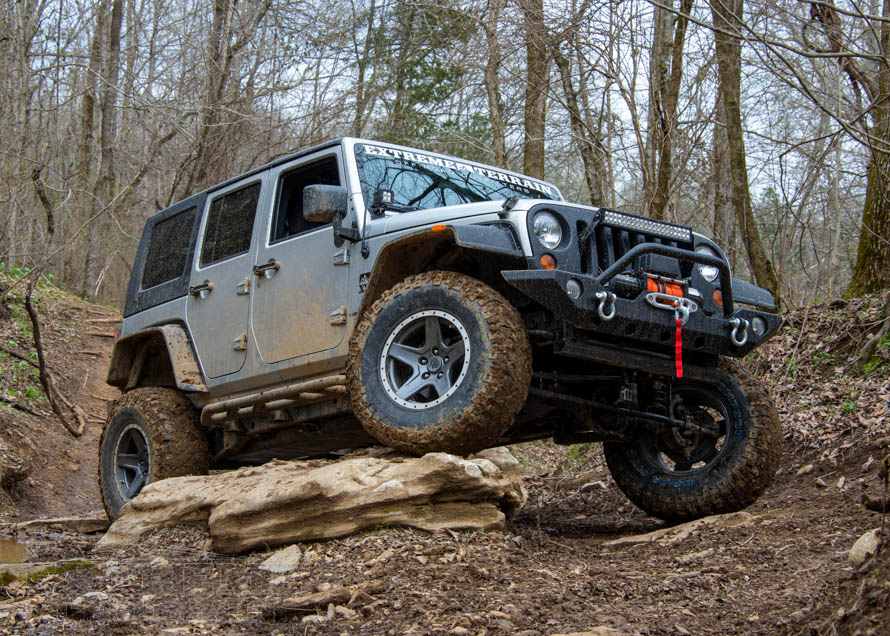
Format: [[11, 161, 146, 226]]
[[437, 372, 443, 379], [422, 372, 430, 379], [433, 348, 439, 355], [420, 358, 427, 365], [444, 356, 449, 362]]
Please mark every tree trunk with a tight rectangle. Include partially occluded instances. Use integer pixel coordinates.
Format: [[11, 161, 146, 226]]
[[848, 150, 890, 294], [519, 0, 548, 179], [482, 0, 507, 167], [84, 0, 123, 301], [76, 3, 106, 296], [553, 46, 606, 206], [644, 2, 673, 214], [711, 0, 780, 304], [387, 0, 417, 142], [711, 96, 736, 268], [649, 0, 693, 221], [353, 0, 381, 137], [847, 0, 890, 295]]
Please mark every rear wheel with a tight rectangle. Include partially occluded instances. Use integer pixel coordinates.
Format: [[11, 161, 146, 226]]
[[603, 359, 781, 522], [348, 271, 531, 455], [99, 387, 208, 519]]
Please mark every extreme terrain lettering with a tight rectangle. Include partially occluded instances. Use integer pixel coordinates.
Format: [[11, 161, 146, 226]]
[[361, 144, 553, 197]]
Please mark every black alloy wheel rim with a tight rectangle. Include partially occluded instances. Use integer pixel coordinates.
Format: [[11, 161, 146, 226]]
[[114, 424, 150, 500], [639, 384, 730, 475]]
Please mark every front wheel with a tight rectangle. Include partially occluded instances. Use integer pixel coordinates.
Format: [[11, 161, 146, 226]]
[[98, 387, 209, 519], [604, 359, 781, 522], [347, 271, 531, 455]]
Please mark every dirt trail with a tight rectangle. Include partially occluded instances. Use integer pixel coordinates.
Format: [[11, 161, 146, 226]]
[[1, 283, 888, 635], [0, 433, 886, 635]]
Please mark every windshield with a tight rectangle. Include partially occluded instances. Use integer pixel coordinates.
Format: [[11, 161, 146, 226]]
[[353, 143, 560, 212]]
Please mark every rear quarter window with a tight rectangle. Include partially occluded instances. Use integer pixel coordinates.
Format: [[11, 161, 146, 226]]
[[141, 206, 197, 289]]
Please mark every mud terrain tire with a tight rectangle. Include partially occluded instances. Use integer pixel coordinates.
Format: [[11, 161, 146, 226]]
[[99, 387, 208, 519], [348, 271, 531, 455], [603, 359, 781, 522]]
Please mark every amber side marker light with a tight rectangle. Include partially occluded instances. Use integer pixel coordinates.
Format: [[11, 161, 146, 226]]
[[431, 224, 447, 232], [540, 254, 557, 270], [713, 289, 723, 308]]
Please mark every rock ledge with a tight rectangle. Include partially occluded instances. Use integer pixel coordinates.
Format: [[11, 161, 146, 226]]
[[98, 447, 525, 554]]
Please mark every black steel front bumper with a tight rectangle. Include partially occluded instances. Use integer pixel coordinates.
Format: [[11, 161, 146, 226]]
[[502, 261, 781, 359]]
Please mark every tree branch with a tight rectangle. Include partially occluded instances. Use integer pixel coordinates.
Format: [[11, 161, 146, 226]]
[[23, 278, 84, 437]]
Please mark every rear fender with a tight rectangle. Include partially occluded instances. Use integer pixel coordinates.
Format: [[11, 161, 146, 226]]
[[106, 325, 207, 393]]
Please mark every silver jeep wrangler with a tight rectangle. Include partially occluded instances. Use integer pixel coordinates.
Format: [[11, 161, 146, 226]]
[[101, 138, 782, 522]]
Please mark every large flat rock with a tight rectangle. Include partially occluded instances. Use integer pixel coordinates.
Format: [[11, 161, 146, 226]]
[[97, 447, 525, 554]]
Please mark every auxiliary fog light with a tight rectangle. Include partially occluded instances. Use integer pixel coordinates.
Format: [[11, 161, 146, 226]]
[[751, 316, 767, 337], [565, 278, 582, 300]]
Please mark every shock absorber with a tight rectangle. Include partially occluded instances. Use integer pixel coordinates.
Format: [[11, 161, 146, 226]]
[[649, 377, 671, 416]]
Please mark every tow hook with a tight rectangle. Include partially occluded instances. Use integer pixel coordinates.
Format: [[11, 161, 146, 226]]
[[729, 317, 749, 347], [595, 291, 617, 321]]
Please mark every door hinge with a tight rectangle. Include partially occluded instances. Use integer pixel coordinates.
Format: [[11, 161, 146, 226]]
[[333, 247, 349, 266], [232, 333, 248, 351], [329, 306, 347, 326], [236, 276, 251, 295]]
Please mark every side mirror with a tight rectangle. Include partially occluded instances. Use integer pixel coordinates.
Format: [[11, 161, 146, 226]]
[[303, 184, 347, 223]]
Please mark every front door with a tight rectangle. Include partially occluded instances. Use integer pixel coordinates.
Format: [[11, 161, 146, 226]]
[[187, 176, 266, 378], [251, 151, 350, 364]]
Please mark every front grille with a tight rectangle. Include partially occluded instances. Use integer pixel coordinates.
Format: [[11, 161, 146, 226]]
[[590, 210, 693, 275]]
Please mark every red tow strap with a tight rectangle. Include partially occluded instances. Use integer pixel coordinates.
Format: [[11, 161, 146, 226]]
[[675, 316, 684, 378]]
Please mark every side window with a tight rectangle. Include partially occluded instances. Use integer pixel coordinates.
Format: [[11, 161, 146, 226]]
[[200, 183, 261, 267], [141, 206, 196, 289], [271, 156, 340, 243]]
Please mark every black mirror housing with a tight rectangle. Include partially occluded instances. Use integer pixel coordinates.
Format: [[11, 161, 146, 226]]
[[303, 184, 347, 223]]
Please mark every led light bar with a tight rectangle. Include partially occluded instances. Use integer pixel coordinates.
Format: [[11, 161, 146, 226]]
[[601, 210, 692, 243]]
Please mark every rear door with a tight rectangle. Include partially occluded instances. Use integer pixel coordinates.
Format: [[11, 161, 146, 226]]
[[251, 149, 350, 364], [187, 175, 267, 378]]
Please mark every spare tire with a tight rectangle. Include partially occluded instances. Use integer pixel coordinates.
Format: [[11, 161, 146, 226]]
[[347, 271, 531, 455]]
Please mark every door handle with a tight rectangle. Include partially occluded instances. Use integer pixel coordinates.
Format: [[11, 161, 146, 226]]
[[253, 259, 280, 276], [189, 280, 214, 296]]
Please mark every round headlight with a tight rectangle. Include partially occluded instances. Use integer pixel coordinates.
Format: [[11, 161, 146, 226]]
[[533, 212, 563, 249], [695, 245, 720, 283]]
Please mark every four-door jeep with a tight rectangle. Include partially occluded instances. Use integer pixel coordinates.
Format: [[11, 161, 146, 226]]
[[101, 138, 782, 521]]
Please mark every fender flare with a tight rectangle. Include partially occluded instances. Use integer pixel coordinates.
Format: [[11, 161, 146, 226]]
[[106, 324, 207, 393], [357, 223, 525, 317]]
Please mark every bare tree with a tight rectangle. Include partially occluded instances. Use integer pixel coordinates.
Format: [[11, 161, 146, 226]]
[[711, 0, 780, 302], [801, 0, 890, 295], [519, 0, 548, 179], [83, 0, 124, 300], [482, 0, 508, 167], [648, 0, 694, 220]]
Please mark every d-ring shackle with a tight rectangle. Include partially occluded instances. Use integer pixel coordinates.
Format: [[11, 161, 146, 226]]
[[729, 317, 749, 347], [595, 291, 617, 321]]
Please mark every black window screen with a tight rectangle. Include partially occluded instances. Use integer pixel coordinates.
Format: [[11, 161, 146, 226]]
[[141, 206, 197, 289], [200, 183, 260, 266], [271, 157, 340, 242]]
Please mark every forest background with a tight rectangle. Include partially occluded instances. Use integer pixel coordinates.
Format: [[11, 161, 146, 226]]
[[3, 0, 890, 308]]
